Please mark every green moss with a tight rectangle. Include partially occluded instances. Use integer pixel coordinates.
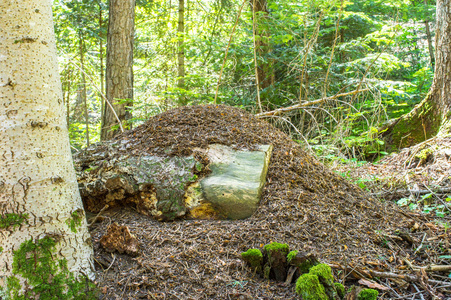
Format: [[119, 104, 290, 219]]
[[415, 148, 434, 164], [388, 94, 441, 150], [288, 253, 319, 274], [309, 264, 337, 299], [1, 236, 96, 300], [241, 249, 263, 272], [287, 250, 298, 263], [309, 264, 333, 281], [263, 242, 289, 257], [66, 209, 84, 233], [0, 213, 28, 229], [295, 273, 328, 300], [334, 282, 345, 299], [358, 288, 378, 300]]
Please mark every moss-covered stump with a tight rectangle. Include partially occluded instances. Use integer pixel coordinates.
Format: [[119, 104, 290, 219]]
[[287, 251, 319, 282], [241, 249, 263, 274], [334, 283, 345, 299], [263, 242, 290, 281], [296, 273, 329, 300], [309, 264, 339, 300]]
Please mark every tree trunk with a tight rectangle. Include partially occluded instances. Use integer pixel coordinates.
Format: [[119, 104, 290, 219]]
[[382, 0, 451, 149], [79, 35, 90, 147], [0, 0, 94, 296], [177, 0, 186, 105], [424, 0, 435, 67], [99, 2, 106, 131], [251, 0, 273, 91], [101, 0, 135, 141]]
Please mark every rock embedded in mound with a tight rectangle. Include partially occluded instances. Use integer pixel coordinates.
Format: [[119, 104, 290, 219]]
[[200, 144, 272, 219], [75, 141, 272, 220]]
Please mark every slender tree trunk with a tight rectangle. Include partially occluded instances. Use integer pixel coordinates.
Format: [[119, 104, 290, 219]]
[[101, 0, 135, 141], [99, 2, 105, 130], [79, 35, 90, 147], [251, 0, 272, 91], [177, 0, 186, 105], [0, 0, 94, 296], [382, 0, 451, 149], [424, 0, 435, 67], [425, 20, 435, 67]]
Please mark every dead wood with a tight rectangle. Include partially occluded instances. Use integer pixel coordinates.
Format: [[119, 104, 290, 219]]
[[255, 89, 369, 117]]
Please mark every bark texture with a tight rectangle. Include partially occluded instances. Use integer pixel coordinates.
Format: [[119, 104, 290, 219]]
[[383, 0, 451, 149], [0, 0, 94, 293], [101, 0, 135, 140]]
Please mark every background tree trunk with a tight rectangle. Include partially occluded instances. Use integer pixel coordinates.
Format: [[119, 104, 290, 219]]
[[251, 0, 273, 91], [79, 35, 90, 147], [382, 0, 451, 149], [99, 1, 106, 130], [177, 0, 186, 105], [101, 0, 135, 140], [424, 0, 435, 67], [0, 0, 94, 295]]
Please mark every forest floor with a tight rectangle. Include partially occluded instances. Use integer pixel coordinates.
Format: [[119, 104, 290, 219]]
[[86, 105, 451, 299]]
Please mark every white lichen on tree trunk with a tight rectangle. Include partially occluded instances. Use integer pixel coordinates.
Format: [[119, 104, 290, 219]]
[[0, 0, 94, 295]]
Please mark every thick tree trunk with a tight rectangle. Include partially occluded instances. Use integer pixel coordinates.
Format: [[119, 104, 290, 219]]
[[383, 0, 451, 149], [101, 0, 135, 141], [0, 0, 94, 296], [177, 0, 186, 105]]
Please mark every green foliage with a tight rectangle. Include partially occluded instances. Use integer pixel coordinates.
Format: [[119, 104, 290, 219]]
[[54, 0, 436, 161], [0, 213, 28, 229], [397, 192, 450, 218], [0, 237, 96, 300], [358, 288, 379, 300]]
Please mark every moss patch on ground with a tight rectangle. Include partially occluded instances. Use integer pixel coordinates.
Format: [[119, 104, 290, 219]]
[[295, 273, 329, 300], [358, 288, 378, 300]]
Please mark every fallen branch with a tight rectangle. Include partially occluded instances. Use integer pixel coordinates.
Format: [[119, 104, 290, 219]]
[[256, 89, 369, 117], [88, 204, 109, 227], [372, 187, 451, 198], [329, 263, 450, 286]]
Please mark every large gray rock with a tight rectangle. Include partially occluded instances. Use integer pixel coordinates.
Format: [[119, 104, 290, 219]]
[[199, 144, 273, 219], [75, 142, 272, 220]]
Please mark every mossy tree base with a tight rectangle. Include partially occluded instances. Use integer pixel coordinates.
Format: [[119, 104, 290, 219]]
[[0, 236, 97, 300], [381, 91, 442, 150]]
